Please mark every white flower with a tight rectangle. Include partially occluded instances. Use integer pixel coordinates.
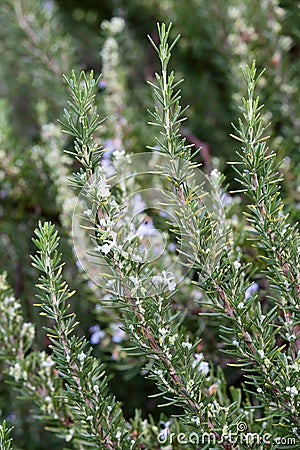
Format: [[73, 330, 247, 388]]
[[78, 352, 86, 364], [162, 271, 176, 291], [152, 271, 176, 291], [167, 280, 176, 291], [116, 431, 122, 440], [21, 322, 35, 340], [182, 342, 192, 350], [96, 176, 110, 198], [258, 350, 264, 358], [9, 363, 22, 382], [131, 253, 142, 262], [193, 353, 210, 375], [199, 361, 209, 375], [83, 208, 92, 217], [158, 327, 168, 344], [65, 427, 75, 442], [98, 233, 117, 255], [169, 334, 177, 345], [187, 379, 195, 391], [159, 327, 168, 336], [233, 260, 241, 270], [210, 169, 220, 178], [100, 242, 113, 254], [129, 276, 139, 285], [228, 6, 240, 20], [41, 356, 55, 368], [286, 386, 298, 396], [101, 17, 125, 35], [113, 149, 125, 160], [152, 275, 161, 285]]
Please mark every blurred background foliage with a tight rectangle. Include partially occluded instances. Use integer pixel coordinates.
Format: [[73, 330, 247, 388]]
[[0, 0, 300, 448]]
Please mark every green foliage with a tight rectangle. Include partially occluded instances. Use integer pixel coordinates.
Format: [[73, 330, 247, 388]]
[[1, 1, 300, 449], [31, 222, 135, 448], [0, 420, 13, 450]]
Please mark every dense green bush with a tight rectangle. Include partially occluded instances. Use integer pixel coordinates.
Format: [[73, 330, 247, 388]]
[[1, 1, 300, 449]]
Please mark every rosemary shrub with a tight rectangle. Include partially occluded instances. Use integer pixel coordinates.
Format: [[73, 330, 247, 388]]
[[1, 22, 299, 450]]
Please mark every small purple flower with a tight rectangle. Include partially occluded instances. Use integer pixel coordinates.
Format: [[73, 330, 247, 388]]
[[89, 325, 105, 344], [244, 282, 259, 300], [98, 79, 107, 90], [168, 242, 176, 252], [111, 324, 126, 343]]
